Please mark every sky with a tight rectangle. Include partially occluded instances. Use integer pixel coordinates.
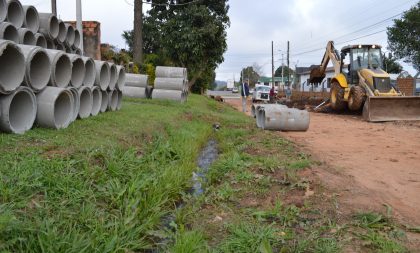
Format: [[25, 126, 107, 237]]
[[20, 0, 419, 81]]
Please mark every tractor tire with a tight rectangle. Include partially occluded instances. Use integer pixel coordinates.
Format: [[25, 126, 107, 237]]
[[330, 82, 346, 111], [348, 86, 366, 111]]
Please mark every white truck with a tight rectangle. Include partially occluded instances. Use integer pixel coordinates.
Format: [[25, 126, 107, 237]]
[[226, 79, 234, 91]]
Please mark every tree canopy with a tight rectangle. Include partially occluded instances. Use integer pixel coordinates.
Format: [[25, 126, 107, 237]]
[[387, 2, 420, 71], [383, 54, 403, 74], [274, 65, 294, 77], [239, 66, 261, 86]]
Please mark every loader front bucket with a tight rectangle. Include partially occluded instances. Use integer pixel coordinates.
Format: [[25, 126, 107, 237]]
[[363, 96, 420, 122]]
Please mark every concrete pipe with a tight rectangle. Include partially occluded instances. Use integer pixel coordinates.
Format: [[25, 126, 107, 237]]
[[45, 49, 72, 88], [55, 41, 65, 51], [122, 86, 146, 99], [67, 87, 79, 122], [73, 29, 81, 49], [107, 89, 118, 111], [0, 0, 6, 22], [116, 90, 122, 110], [73, 47, 82, 56], [94, 60, 110, 91], [46, 37, 55, 49], [125, 73, 148, 88], [154, 77, 185, 91], [151, 89, 184, 102], [115, 66, 126, 91], [0, 87, 37, 134], [0, 22, 19, 43], [36, 86, 74, 129], [100, 89, 108, 113], [38, 13, 59, 40], [155, 66, 187, 79], [77, 86, 92, 119], [17, 44, 51, 92], [261, 107, 310, 131], [64, 24, 75, 47], [252, 104, 285, 118], [64, 45, 72, 54], [90, 86, 101, 116], [56, 19, 66, 44], [18, 28, 36, 45], [108, 63, 117, 90], [81, 56, 95, 87], [22, 6, 39, 33], [34, 33, 47, 48], [6, 0, 24, 28], [0, 40, 25, 94], [67, 54, 85, 88]]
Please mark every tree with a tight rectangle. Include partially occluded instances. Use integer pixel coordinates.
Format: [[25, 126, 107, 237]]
[[383, 54, 403, 74], [133, 0, 143, 64], [387, 2, 420, 71], [239, 66, 260, 87], [274, 65, 294, 78]]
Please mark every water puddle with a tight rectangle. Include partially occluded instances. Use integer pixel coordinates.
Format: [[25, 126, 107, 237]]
[[192, 139, 218, 196]]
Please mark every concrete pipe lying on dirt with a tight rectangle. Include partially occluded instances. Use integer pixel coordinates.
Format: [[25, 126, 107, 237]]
[[107, 89, 118, 111], [125, 73, 148, 88], [77, 86, 92, 119], [45, 49, 72, 88], [34, 33, 47, 48], [90, 86, 101, 116], [115, 66, 126, 91], [0, 0, 7, 22], [56, 19, 66, 44], [151, 89, 184, 102], [100, 89, 108, 113], [64, 24, 75, 47], [38, 13, 59, 39], [0, 22, 19, 43], [22, 5, 39, 33], [36, 86, 74, 129], [82, 56, 95, 87], [6, 0, 24, 28], [116, 90, 122, 110], [73, 29, 81, 49], [0, 40, 25, 94], [94, 60, 110, 91], [0, 86, 37, 134], [252, 104, 286, 119], [67, 87, 80, 122], [260, 106, 310, 131], [122, 86, 146, 99], [108, 63, 117, 90], [154, 77, 185, 91], [155, 66, 187, 79], [67, 54, 85, 88], [18, 28, 36, 45], [18, 44, 51, 92]]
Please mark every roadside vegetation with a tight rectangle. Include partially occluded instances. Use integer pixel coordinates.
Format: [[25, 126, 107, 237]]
[[0, 95, 415, 252]]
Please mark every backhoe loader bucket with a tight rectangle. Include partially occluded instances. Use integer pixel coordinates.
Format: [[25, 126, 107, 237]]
[[363, 96, 420, 122], [309, 67, 326, 84]]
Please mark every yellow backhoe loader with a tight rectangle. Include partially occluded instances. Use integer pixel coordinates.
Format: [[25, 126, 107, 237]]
[[309, 41, 420, 122]]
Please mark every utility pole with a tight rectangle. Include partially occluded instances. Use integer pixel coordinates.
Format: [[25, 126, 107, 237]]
[[51, 0, 57, 16], [287, 41, 290, 88], [133, 0, 143, 64], [271, 41, 274, 90], [281, 53, 284, 90], [76, 0, 83, 54]]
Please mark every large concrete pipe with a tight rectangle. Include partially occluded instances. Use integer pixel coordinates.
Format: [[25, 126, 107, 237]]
[[64, 45, 72, 54], [155, 66, 187, 79], [90, 86, 101, 116], [100, 90, 108, 113], [36, 87, 74, 129], [22, 6, 39, 33], [82, 56, 95, 87], [154, 77, 185, 91], [0, 22, 19, 43], [108, 63, 117, 90], [17, 44, 51, 92], [46, 37, 55, 49], [0, 40, 25, 94], [122, 86, 146, 99], [94, 60, 110, 91], [73, 29, 81, 49], [64, 24, 75, 47], [73, 47, 82, 56], [57, 19, 66, 44], [34, 33, 47, 48], [55, 41, 65, 51], [251, 104, 285, 118], [151, 89, 184, 102], [116, 66, 126, 91], [18, 28, 36, 45], [67, 87, 79, 122], [0, 87, 37, 134], [45, 49, 72, 88], [107, 89, 118, 111], [116, 90, 122, 110], [77, 86, 92, 119], [38, 13, 59, 40], [67, 54, 85, 88], [125, 73, 148, 88], [6, 0, 24, 28], [0, 0, 6, 22], [261, 107, 310, 131]]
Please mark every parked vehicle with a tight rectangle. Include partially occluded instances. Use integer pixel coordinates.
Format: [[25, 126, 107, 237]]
[[232, 87, 239, 93], [252, 86, 270, 102]]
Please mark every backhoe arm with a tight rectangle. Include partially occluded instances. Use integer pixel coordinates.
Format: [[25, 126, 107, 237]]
[[309, 41, 341, 84]]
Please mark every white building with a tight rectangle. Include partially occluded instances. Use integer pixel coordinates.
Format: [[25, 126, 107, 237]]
[[297, 66, 338, 92]]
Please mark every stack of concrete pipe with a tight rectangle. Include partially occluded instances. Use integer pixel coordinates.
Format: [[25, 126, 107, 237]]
[[122, 73, 148, 99], [152, 66, 189, 103], [253, 104, 310, 131], [0, 1, 127, 134]]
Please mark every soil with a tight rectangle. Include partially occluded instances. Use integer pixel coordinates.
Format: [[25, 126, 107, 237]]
[[224, 97, 420, 227]]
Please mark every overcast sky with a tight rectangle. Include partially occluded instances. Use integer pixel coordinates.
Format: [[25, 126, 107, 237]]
[[21, 0, 419, 81]]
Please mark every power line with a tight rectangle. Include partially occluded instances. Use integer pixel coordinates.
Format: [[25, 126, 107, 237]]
[[124, 0, 201, 6]]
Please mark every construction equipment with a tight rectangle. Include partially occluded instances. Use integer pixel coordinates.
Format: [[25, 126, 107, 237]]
[[309, 41, 420, 122]]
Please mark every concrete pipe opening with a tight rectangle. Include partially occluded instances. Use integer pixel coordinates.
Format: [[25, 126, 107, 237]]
[[109, 64, 117, 90], [67, 87, 80, 122], [0, 87, 36, 134], [46, 38, 54, 49], [0, 0, 6, 22], [38, 13, 58, 39], [47, 50, 72, 88], [22, 6, 39, 33], [18, 45, 51, 92], [116, 90, 122, 110], [74, 48, 82, 56], [69, 55, 85, 88], [65, 24, 75, 47], [57, 20, 66, 43], [18, 28, 36, 45], [55, 42, 64, 51], [65, 45, 72, 54], [0, 22, 19, 43], [0, 40, 25, 94], [35, 33, 47, 48], [77, 87, 92, 119], [94, 61, 110, 91], [100, 90, 108, 113], [90, 87, 101, 116], [108, 89, 118, 111], [73, 29, 81, 48], [116, 66, 126, 91], [6, 0, 24, 28], [54, 91, 73, 128], [36, 87, 73, 129], [82, 57, 95, 87]]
